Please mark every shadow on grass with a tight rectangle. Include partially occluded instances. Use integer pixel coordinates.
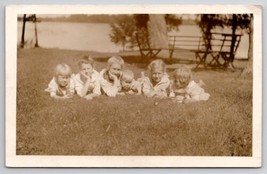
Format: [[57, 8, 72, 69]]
[[94, 55, 154, 69], [94, 55, 196, 66], [94, 53, 246, 74]]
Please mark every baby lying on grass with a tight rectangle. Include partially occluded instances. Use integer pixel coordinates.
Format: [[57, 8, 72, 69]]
[[118, 69, 142, 95], [169, 65, 210, 104], [44, 58, 210, 104], [73, 56, 101, 100], [45, 63, 75, 99], [142, 59, 170, 98], [100, 56, 124, 97]]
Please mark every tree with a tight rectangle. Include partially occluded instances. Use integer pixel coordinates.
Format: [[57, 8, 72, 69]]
[[20, 14, 39, 48], [33, 14, 39, 47], [197, 14, 224, 52], [147, 14, 169, 58], [20, 14, 27, 48], [109, 14, 182, 53], [197, 14, 252, 71], [109, 15, 137, 51], [136, 14, 182, 58], [165, 14, 182, 31], [134, 14, 182, 32], [223, 14, 252, 70], [241, 14, 253, 76]]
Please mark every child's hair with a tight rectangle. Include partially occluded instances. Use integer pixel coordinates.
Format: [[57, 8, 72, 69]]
[[173, 65, 192, 82], [107, 56, 124, 69], [121, 69, 134, 81], [54, 64, 72, 77], [147, 59, 166, 73], [78, 56, 94, 68]]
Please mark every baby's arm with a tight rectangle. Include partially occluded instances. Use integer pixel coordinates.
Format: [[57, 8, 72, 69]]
[[144, 88, 159, 97], [136, 84, 142, 95], [142, 78, 153, 97], [117, 91, 125, 95], [152, 81, 170, 98], [79, 73, 92, 97], [100, 75, 120, 97], [143, 80, 162, 97], [92, 77, 101, 96], [183, 85, 204, 103], [132, 80, 142, 95], [47, 79, 72, 99], [125, 90, 135, 95], [84, 76, 102, 100], [50, 91, 73, 99], [174, 88, 187, 95]]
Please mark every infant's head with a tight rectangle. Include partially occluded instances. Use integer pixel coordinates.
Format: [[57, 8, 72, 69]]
[[54, 64, 72, 88], [121, 69, 134, 91], [173, 65, 192, 89]]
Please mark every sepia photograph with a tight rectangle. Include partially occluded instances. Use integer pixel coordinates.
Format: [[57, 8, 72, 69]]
[[6, 5, 262, 167]]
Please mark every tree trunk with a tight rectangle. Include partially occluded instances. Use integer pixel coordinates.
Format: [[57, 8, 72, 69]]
[[230, 14, 237, 66], [147, 14, 169, 58], [224, 14, 238, 70], [34, 14, 39, 47], [201, 15, 213, 52], [241, 15, 253, 76], [20, 14, 27, 48], [122, 41, 125, 52]]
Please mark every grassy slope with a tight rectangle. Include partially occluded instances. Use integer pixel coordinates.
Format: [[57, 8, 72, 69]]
[[16, 48, 252, 156]]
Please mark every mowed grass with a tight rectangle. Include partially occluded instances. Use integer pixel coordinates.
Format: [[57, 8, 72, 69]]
[[16, 48, 252, 156]]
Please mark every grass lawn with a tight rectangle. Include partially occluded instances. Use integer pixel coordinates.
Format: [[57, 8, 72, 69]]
[[16, 48, 252, 156]]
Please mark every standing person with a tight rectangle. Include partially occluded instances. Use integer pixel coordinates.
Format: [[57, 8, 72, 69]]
[[73, 56, 101, 100], [100, 56, 124, 97], [142, 59, 170, 98], [45, 63, 75, 99]]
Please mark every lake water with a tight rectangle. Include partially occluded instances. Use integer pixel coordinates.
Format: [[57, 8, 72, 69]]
[[17, 21, 249, 58]]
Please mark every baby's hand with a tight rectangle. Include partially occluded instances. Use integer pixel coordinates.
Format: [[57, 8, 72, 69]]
[[88, 84, 95, 91], [109, 72, 118, 81], [117, 92, 125, 95], [80, 72, 91, 82], [171, 95, 184, 103], [85, 94, 93, 100], [119, 71, 123, 78], [126, 90, 134, 95], [169, 92, 175, 97], [64, 93, 73, 99]]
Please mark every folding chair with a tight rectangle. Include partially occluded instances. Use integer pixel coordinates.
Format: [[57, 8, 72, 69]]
[[136, 32, 162, 59]]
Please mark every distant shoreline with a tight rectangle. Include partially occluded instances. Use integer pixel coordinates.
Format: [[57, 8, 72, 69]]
[[17, 14, 197, 25]]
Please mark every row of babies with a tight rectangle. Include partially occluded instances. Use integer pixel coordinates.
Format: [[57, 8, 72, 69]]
[[45, 55, 210, 103]]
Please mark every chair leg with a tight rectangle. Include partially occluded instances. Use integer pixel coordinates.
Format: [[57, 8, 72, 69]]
[[194, 53, 201, 69], [140, 50, 146, 59], [169, 49, 174, 63], [195, 52, 206, 69], [154, 50, 161, 57]]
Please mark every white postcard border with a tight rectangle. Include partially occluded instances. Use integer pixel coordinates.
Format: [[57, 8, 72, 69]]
[[5, 4, 262, 167]]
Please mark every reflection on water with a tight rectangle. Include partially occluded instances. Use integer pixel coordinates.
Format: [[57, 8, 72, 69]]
[[17, 21, 249, 58]]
